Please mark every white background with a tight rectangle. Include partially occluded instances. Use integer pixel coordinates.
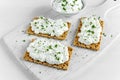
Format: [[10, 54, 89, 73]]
[[0, 0, 120, 80]]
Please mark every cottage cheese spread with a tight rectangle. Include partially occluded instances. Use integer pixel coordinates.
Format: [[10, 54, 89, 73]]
[[52, 0, 83, 14], [27, 38, 69, 64], [78, 16, 102, 45], [31, 16, 68, 36]]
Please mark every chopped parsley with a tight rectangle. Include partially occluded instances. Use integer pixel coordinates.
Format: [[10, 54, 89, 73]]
[[48, 45, 52, 49], [35, 22, 37, 24], [46, 48, 49, 51], [63, 0, 66, 2], [73, 0, 77, 4], [71, 4, 74, 7], [73, 1, 76, 4], [41, 27, 44, 29], [22, 40, 26, 42], [55, 44, 58, 48], [34, 49, 37, 51], [27, 34, 30, 36], [110, 34, 113, 37], [41, 25, 44, 27], [63, 23, 66, 26], [103, 33, 106, 37], [40, 17, 43, 19], [39, 71, 41, 74], [87, 30, 91, 32], [51, 25, 53, 27], [90, 22, 92, 25], [78, 8, 81, 10], [92, 25, 96, 28], [57, 52, 61, 54], [52, 30, 55, 33], [87, 30, 94, 34], [63, 7, 66, 11], [22, 30, 24, 32], [98, 16, 101, 20], [36, 27, 39, 29], [62, 4, 65, 6], [55, 55, 60, 60], [46, 21, 49, 24]]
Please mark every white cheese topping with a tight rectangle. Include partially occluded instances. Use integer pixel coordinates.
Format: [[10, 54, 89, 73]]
[[52, 0, 83, 14], [27, 38, 69, 64], [31, 16, 68, 36], [78, 15, 102, 45]]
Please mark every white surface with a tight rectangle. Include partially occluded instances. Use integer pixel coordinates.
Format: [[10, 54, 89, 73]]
[[0, 0, 120, 80]]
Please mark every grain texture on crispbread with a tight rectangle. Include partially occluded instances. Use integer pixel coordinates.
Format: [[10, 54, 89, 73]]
[[73, 18, 104, 51]]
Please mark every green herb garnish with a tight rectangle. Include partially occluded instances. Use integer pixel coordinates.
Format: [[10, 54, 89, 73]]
[[103, 33, 106, 37], [35, 22, 37, 24], [91, 31, 94, 34], [87, 30, 94, 34], [55, 55, 60, 60], [51, 25, 53, 27], [49, 45, 52, 49], [41, 27, 44, 29], [46, 49, 49, 51], [63, 23, 66, 26], [92, 25, 96, 28], [55, 44, 58, 48], [110, 34, 113, 37], [63, 7, 66, 11], [36, 27, 39, 29], [46, 21, 49, 24], [78, 8, 81, 10], [40, 17, 43, 19], [22, 30, 24, 32], [53, 30, 55, 33], [22, 40, 26, 42], [27, 34, 30, 36], [34, 49, 37, 51], [90, 22, 92, 25], [87, 30, 91, 32], [73, 1, 76, 3], [62, 4, 65, 6], [62, 0, 66, 2], [98, 16, 101, 20], [39, 71, 41, 74], [41, 25, 44, 27], [57, 52, 61, 54]]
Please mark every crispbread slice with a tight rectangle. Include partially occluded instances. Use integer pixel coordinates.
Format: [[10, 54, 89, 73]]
[[73, 18, 104, 51], [24, 46, 73, 70], [26, 17, 71, 40]]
